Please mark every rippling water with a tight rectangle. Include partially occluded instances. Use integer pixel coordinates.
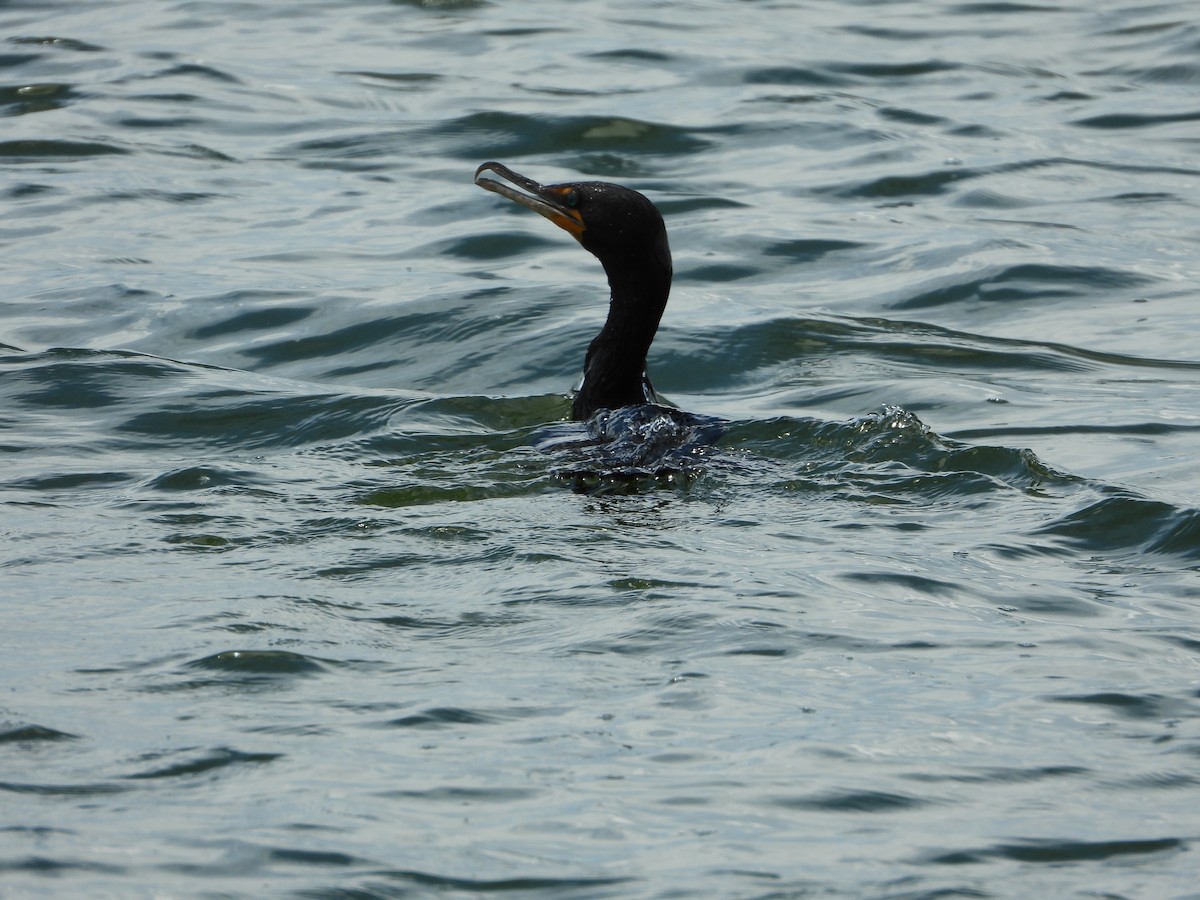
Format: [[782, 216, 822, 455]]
[[3, 1, 1200, 897]]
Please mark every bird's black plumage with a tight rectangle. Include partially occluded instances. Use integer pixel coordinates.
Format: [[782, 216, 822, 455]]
[[474, 161, 672, 421]]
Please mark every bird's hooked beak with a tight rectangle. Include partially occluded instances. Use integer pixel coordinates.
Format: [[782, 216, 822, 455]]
[[474, 161, 585, 242]]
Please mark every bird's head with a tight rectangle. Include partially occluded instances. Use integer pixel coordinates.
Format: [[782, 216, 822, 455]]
[[474, 161, 671, 283]]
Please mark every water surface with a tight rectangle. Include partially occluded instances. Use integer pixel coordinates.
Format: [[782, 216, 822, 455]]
[[3, 1, 1199, 897]]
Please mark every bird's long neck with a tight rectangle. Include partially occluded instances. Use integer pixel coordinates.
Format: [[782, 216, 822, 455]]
[[571, 254, 671, 421]]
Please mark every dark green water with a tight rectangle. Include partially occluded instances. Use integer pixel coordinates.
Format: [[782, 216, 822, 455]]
[[3, 1, 1199, 897]]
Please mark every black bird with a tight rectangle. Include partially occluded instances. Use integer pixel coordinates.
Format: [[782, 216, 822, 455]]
[[474, 161, 672, 421], [474, 162, 722, 487]]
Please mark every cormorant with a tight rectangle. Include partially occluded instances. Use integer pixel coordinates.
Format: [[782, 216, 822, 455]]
[[474, 161, 672, 421], [474, 162, 722, 487]]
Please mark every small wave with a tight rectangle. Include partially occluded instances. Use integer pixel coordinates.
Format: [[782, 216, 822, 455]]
[[0, 855, 126, 876], [340, 69, 442, 89], [889, 262, 1156, 310], [741, 65, 854, 88], [369, 870, 635, 894], [187, 649, 329, 675], [723, 406, 1069, 503], [432, 111, 712, 161], [771, 789, 930, 813], [1045, 690, 1193, 721], [380, 785, 540, 802], [0, 347, 419, 452], [829, 59, 962, 80], [7, 36, 105, 53], [949, 2, 1068, 13], [922, 836, 1184, 866], [1072, 109, 1200, 130], [0, 780, 129, 797], [145, 62, 241, 85], [1091, 63, 1200, 86], [0, 82, 81, 117], [384, 706, 500, 729], [187, 297, 314, 339], [0, 139, 127, 159], [0, 724, 80, 745], [904, 764, 1088, 785], [1037, 491, 1200, 560], [123, 746, 282, 780], [390, 0, 491, 9]]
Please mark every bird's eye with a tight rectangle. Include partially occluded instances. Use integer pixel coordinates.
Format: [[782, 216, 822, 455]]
[[564, 189, 579, 208]]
